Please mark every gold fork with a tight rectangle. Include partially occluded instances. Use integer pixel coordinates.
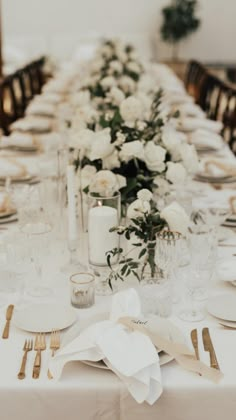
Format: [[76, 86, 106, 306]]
[[32, 333, 46, 379], [50, 330, 60, 356], [17, 339, 33, 380], [48, 330, 60, 379]]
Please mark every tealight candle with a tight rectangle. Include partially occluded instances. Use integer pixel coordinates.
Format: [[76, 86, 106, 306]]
[[88, 205, 119, 266]]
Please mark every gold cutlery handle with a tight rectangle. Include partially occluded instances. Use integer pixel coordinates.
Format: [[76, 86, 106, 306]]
[[18, 351, 28, 380], [2, 320, 10, 339], [32, 350, 41, 379], [209, 350, 220, 370]]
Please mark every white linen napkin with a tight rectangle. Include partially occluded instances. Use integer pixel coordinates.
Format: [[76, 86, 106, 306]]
[[218, 258, 236, 282], [49, 288, 162, 405], [0, 157, 26, 178], [190, 129, 223, 150], [35, 93, 62, 105], [177, 103, 206, 118], [26, 102, 55, 118], [178, 117, 223, 133], [11, 117, 52, 133], [1, 133, 35, 148]]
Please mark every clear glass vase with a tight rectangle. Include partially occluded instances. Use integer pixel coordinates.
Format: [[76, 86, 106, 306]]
[[87, 192, 121, 295]]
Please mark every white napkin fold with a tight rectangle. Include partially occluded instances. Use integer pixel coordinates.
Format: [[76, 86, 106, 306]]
[[178, 117, 223, 133], [36, 93, 62, 105], [49, 288, 162, 405], [190, 129, 223, 150], [218, 258, 236, 282], [177, 103, 205, 118], [26, 101, 55, 118], [1, 133, 35, 148], [0, 157, 26, 178], [11, 117, 52, 133]]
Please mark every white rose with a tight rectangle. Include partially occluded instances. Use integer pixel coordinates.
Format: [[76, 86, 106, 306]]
[[114, 131, 126, 146], [127, 198, 151, 219], [79, 165, 97, 189], [137, 189, 153, 202], [120, 140, 144, 162], [119, 76, 136, 94], [166, 162, 187, 184], [103, 150, 120, 170], [154, 177, 170, 195], [136, 120, 147, 131], [120, 96, 143, 123], [70, 128, 95, 150], [89, 128, 114, 161], [89, 170, 120, 197], [116, 174, 127, 190], [179, 144, 199, 174], [109, 60, 123, 74], [144, 143, 166, 172], [101, 45, 113, 59], [108, 87, 125, 106], [160, 201, 190, 236], [100, 76, 116, 90], [126, 61, 141, 74]]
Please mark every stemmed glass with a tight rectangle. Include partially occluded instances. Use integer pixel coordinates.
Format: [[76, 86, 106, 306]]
[[20, 222, 53, 298], [155, 230, 182, 303], [178, 226, 216, 322]]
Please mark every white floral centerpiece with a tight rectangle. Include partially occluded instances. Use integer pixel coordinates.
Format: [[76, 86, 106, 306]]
[[68, 39, 199, 207]]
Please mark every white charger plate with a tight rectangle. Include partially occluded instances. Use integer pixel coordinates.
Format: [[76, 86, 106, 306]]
[[13, 303, 77, 333], [207, 294, 236, 321], [81, 316, 184, 369]]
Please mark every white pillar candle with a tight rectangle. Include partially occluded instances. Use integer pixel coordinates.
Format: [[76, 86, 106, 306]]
[[88, 205, 118, 266], [66, 165, 77, 243]]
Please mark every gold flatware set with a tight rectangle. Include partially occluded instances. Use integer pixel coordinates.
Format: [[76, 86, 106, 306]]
[[191, 328, 220, 371]]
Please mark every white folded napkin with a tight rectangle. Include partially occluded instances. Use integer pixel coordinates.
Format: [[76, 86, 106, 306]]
[[177, 103, 206, 118], [49, 288, 162, 405], [36, 93, 62, 105], [1, 133, 36, 148], [0, 157, 26, 178], [190, 128, 223, 150], [26, 102, 55, 118], [11, 117, 52, 133], [178, 117, 223, 133]]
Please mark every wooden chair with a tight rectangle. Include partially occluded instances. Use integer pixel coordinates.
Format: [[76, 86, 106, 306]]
[[185, 60, 207, 103], [0, 74, 20, 134]]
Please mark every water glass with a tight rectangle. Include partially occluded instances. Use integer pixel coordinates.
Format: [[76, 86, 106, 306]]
[[70, 272, 95, 308]]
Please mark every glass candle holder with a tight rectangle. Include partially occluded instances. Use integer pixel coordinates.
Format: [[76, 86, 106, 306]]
[[87, 192, 121, 295], [70, 272, 95, 308]]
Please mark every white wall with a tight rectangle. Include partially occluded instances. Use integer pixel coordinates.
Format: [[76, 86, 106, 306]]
[[3, 0, 236, 64]]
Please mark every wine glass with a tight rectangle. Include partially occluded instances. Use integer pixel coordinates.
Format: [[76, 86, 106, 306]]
[[178, 229, 216, 322], [155, 230, 182, 303]]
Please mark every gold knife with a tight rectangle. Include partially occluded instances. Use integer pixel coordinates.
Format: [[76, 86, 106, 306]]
[[2, 304, 14, 339], [202, 327, 220, 370], [191, 329, 200, 362]]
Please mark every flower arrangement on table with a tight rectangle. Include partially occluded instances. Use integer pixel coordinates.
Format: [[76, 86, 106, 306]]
[[106, 189, 190, 289], [69, 39, 199, 206]]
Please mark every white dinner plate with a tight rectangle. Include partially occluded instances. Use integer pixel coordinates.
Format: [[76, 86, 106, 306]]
[[218, 258, 236, 283], [207, 294, 236, 321], [13, 303, 77, 333], [81, 315, 184, 369], [218, 319, 236, 329]]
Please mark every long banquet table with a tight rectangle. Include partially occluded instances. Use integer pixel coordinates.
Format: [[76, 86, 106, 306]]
[[1, 66, 236, 420]]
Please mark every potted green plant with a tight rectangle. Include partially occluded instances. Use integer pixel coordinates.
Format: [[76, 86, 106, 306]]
[[160, 0, 201, 61]]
